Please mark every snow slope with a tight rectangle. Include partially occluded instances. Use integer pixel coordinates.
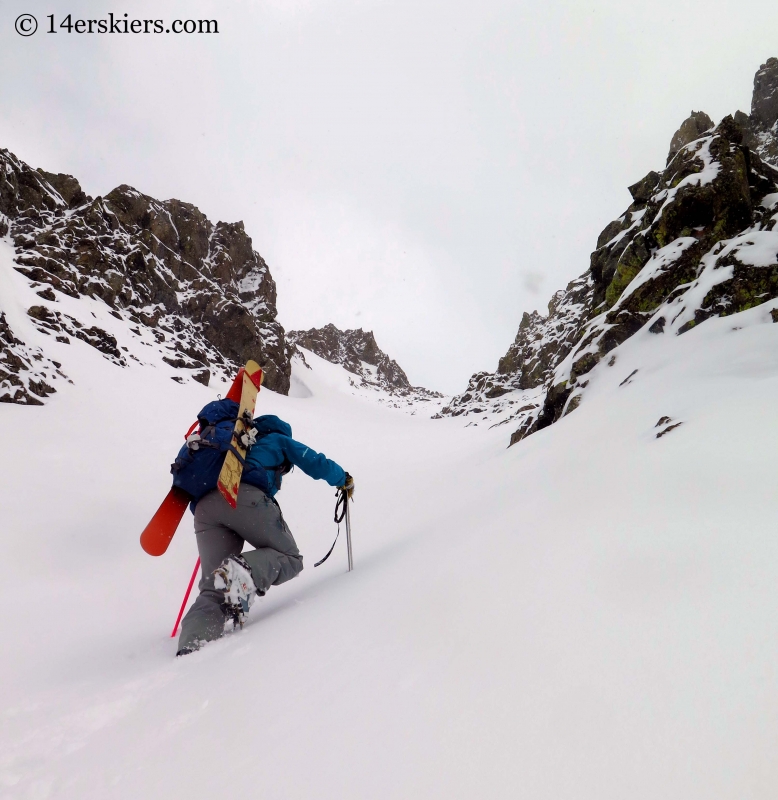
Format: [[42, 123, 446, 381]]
[[292, 344, 446, 414], [2, 295, 778, 798]]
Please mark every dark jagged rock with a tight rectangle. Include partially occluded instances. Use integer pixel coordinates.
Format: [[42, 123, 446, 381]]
[[628, 171, 661, 203], [37, 171, 88, 208], [667, 111, 714, 164], [731, 58, 778, 164], [0, 148, 291, 401], [288, 324, 442, 401], [751, 57, 778, 128], [442, 59, 778, 446], [437, 274, 592, 429], [0, 312, 64, 405]]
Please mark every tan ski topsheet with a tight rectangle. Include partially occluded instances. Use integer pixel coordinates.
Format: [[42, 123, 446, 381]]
[[217, 360, 262, 508]]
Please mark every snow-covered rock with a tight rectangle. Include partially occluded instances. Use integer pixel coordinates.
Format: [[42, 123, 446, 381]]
[[288, 324, 443, 406], [441, 58, 778, 446], [434, 274, 593, 435], [0, 148, 290, 403]]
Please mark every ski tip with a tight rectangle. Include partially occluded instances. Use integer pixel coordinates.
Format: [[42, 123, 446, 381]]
[[225, 367, 246, 402], [245, 361, 263, 389], [226, 362, 263, 399]]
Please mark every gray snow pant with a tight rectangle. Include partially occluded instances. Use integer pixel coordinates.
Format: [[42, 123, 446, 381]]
[[177, 484, 303, 652]]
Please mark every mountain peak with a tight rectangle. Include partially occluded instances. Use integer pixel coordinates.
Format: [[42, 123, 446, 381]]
[[751, 57, 778, 128], [288, 324, 442, 402], [667, 111, 713, 165]]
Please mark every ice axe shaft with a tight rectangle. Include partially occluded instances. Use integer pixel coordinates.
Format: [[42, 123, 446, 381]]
[[171, 557, 201, 638], [345, 495, 353, 571]]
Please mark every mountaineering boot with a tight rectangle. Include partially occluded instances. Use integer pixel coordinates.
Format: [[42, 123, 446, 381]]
[[213, 554, 257, 627]]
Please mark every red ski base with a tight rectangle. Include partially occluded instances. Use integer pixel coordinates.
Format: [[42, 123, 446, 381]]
[[139, 487, 191, 556]]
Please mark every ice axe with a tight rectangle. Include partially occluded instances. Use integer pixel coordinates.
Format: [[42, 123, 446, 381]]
[[314, 483, 354, 570]]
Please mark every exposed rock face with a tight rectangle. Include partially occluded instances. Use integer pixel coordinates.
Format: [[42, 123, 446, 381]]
[[0, 149, 290, 401], [437, 275, 593, 426], [733, 58, 778, 163], [441, 59, 778, 445], [751, 57, 778, 128], [288, 324, 442, 401], [0, 312, 63, 404], [667, 111, 714, 164]]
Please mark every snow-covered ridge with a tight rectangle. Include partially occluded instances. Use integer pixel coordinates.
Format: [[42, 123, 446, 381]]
[[434, 273, 593, 434], [288, 323, 444, 407], [0, 148, 290, 403], [441, 57, 778, 445]]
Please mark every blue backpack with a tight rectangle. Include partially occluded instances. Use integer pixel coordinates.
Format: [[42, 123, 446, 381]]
[[170, 399, 270, 507]]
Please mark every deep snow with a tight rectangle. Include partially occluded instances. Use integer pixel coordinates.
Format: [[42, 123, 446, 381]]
[[2, 289, 778, 798]]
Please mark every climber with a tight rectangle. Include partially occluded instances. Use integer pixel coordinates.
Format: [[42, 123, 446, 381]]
[[176, 412, 353, 655]]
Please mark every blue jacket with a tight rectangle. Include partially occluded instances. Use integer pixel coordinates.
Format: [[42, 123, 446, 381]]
[[244, 414, 346, 496]]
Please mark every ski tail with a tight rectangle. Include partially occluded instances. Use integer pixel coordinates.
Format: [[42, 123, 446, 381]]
[[140, 486, 192, 556]]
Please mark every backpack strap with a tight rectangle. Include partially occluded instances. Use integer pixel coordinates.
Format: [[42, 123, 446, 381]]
[[247, 431, 293, 490], [183, 420, 248, 466]]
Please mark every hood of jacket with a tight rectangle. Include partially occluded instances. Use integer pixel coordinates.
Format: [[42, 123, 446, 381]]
[[252, 414, 292, 438]]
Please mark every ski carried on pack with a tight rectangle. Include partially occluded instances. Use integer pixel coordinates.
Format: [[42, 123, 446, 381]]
[[139, 361, 264, 556], [217, 360, 263, 508]]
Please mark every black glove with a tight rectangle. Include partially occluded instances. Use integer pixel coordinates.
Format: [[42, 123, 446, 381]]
[[340, 472, 354, 500]]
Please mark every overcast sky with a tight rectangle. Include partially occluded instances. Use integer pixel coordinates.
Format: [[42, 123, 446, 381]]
[[2, 0, 777, 393]]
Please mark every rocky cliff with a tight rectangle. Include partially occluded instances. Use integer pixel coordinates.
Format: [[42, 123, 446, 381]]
[[0, 149, 289, 403], [288, 324, 442, 403], [440, 58, 778, 444]]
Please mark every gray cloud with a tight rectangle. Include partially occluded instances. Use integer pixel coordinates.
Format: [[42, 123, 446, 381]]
[[522, 271, 545, 294]]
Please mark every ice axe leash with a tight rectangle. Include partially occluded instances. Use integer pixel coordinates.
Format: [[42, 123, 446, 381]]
[[314, 486, 354, 570]]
